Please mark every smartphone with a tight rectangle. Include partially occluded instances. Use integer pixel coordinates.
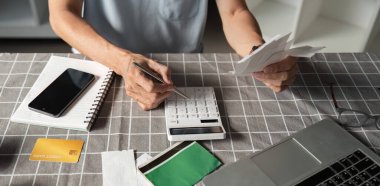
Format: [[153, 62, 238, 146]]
[[28, 68, 95, 117]]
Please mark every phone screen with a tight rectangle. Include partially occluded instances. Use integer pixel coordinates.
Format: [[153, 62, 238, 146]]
[[28, 68, 95, 117]]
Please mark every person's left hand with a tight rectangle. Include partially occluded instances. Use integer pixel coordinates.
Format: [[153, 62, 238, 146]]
[[252, 56, 298, 92]]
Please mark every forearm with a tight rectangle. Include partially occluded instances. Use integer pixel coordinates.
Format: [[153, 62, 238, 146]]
[[221, 9, 264, 57], [49, 6, 128, 75]]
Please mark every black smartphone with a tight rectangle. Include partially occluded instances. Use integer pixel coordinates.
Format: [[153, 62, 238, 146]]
[[28, 68, 95, 117]]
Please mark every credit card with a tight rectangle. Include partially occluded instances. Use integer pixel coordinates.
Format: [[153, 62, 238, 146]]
[[30, 138, 84, 163]]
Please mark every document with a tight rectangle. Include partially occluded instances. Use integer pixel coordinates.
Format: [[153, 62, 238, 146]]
[[101, 150, 138, 186], [136, 154, 154, 186], [232, 33, 325, 76]]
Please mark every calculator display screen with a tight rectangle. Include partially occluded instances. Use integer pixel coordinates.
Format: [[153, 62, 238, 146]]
[[170, 127, 223, 135]]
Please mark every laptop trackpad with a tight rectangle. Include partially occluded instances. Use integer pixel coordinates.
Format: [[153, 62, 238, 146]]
[[251, 139, 320, 185]]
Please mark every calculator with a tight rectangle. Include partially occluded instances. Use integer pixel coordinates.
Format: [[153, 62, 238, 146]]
[[165, 87, 226, 141]]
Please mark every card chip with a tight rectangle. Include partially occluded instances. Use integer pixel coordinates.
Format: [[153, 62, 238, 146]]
[[69, 150, 78, 156]]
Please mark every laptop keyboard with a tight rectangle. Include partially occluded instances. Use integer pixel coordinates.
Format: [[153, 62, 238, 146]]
[[296, 150, 380, 186]]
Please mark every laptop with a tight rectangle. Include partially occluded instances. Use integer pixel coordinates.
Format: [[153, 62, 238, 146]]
[[203, 118, 380, 186]]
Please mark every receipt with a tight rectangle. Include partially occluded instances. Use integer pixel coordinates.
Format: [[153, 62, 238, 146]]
[[101, 150, 138, 186], [232, 32, 325, 76], [136, 154, 154, 186]]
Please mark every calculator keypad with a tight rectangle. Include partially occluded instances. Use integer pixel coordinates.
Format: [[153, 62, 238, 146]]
[[165, 87, 220, 123]]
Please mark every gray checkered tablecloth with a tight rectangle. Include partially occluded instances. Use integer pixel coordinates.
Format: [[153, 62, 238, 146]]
[[0, 53, 380, 185]]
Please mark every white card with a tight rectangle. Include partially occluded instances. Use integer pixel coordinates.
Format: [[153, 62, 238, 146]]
[[136, 153, 153, 186], [101, 150, 138, 186]]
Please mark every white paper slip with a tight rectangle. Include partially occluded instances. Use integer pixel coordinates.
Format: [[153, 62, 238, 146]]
[[136, 154, 153, 186], [232, 32, 325, 76], [136, 153, 152, 167], [101, 150, 138, 186]]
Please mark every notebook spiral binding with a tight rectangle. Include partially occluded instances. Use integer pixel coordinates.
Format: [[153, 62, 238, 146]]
[[84, 70, 114, 128]]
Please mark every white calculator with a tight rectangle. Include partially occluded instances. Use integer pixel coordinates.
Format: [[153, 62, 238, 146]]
[[165, 87, 226, 141]]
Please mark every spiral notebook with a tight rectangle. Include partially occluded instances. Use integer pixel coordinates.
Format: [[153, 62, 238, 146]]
[[11, 56, 114, 131]]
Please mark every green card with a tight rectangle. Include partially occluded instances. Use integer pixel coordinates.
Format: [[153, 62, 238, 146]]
[[139, 141, 221, 186]]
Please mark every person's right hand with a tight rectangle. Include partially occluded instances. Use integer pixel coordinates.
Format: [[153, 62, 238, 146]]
[[118, 53, 174, 110]]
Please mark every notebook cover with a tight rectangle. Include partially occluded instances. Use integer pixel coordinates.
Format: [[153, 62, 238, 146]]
[[141, 141, 221, 186]]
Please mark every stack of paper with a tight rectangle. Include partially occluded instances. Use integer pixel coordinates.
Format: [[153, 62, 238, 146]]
[[232, 33, 325, 76]]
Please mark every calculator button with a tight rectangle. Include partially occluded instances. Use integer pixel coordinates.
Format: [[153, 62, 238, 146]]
[[186, 100, 196, 107], [196, 94, 204, 99], [177, 100, 186, 107], [199, 114, 208, 118], [189, 114, 198, 118], [178, 115, 187, 119], [207, 107, 218, 114], [209, 114, 219, 118], [187, 107, 197, 114], [166, 107, 177, 114], [197, 100, 206, 107], [206, 100, 216, 106], [197, 107, 207, 113], [177, 108, 187, 115], [189, 93, 196, 99]]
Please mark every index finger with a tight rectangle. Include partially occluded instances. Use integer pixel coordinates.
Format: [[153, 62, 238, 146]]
[[147, 60, 172, 84], [133, 69, 173, 93], [263, 56, 297, 73]]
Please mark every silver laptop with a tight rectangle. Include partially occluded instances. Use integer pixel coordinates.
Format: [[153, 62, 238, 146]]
[[203, 119, 380, 186]]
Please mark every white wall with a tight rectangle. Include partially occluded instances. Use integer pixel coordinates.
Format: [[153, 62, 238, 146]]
[[320, 0, 377, 28]]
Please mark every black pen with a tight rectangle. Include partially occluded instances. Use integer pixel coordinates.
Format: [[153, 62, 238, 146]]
[[133, 62, 189, 99]]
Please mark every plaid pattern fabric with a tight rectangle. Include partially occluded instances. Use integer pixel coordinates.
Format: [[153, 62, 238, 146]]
[[0, 53, 379, 185]]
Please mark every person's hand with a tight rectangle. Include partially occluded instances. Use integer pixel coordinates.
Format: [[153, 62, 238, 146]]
[[252, 56, 298, 92], [119, 53, 174, 110]]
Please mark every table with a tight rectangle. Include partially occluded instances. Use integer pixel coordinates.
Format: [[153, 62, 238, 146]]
[[0, 53, 380, 185]]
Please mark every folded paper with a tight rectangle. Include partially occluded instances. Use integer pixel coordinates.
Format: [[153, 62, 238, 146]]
[[232, 33, 325, 75], [101, 150, 138, 186]]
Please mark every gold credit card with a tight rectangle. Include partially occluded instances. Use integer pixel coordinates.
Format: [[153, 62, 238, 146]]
[[30, 138, 84, 163]]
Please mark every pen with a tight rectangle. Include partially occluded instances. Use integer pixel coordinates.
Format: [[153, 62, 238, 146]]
[[132, 62, 189, 99]]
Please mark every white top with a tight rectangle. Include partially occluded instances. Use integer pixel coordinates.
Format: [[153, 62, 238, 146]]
[[83, 0, 208, 53]]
